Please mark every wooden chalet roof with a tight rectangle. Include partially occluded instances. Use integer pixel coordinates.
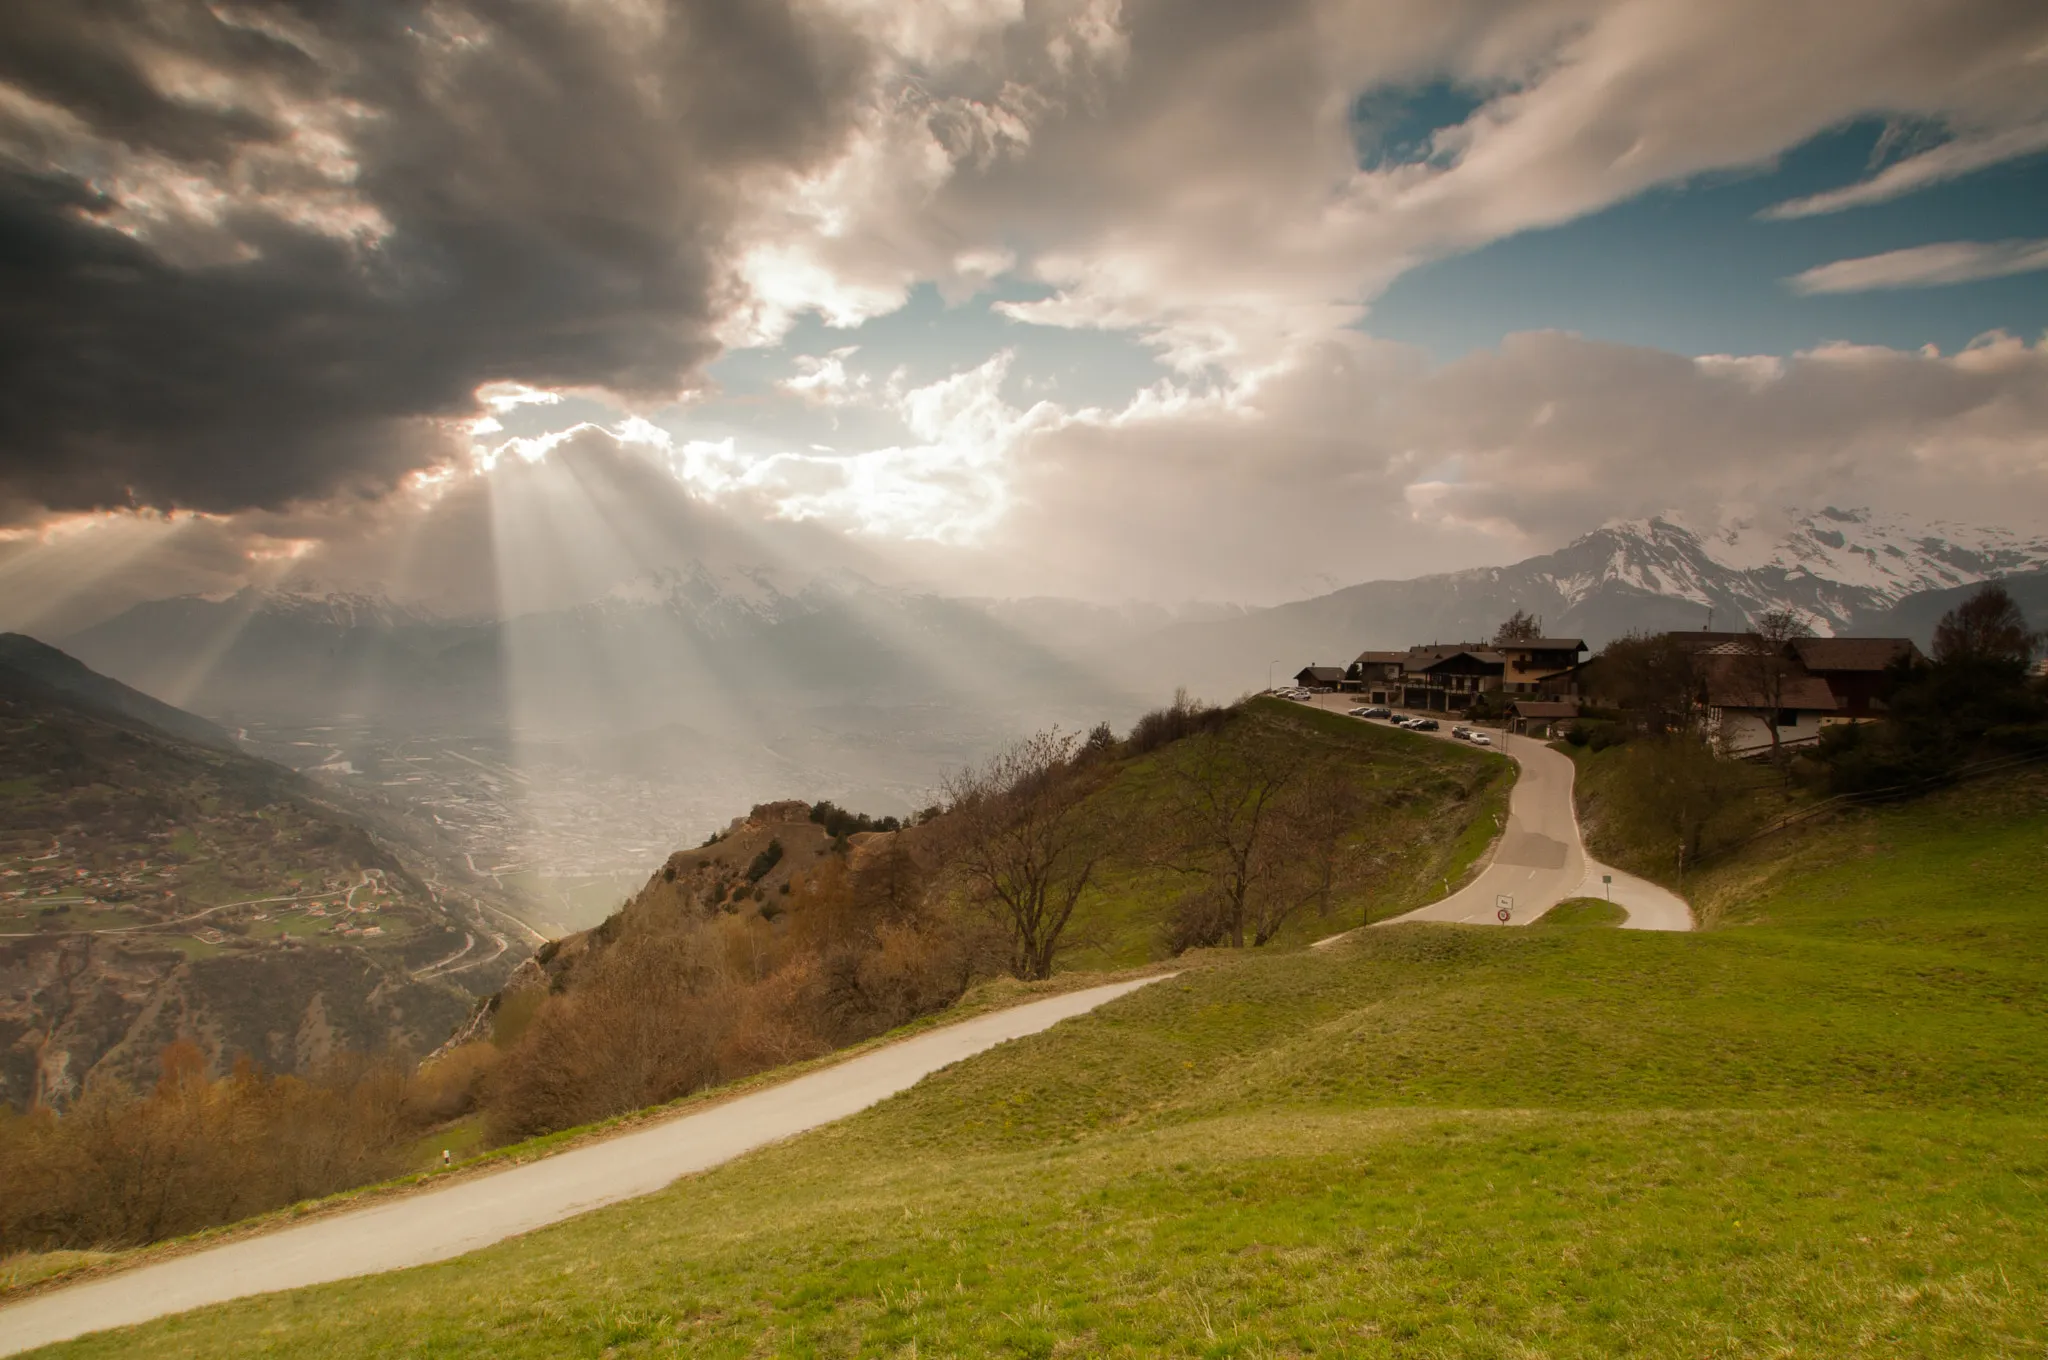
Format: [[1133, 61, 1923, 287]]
[[1699, 656, 1838, 711], [1405, 648, 1506, 674]]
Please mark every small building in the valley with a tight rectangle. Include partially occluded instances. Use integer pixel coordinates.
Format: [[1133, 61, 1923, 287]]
[[1787, 636, 1923, 720], [1345, 650, 1409, 701], [1494, 637, 1589, 693], [1511, 699, 1581, 738], [1293, 665, 1347, 691]]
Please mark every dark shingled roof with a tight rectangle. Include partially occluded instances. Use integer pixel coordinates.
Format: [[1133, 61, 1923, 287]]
[[1700, 657, 1838, 711], [1295, 666, 1346, 683], [1790, 637, 1923, 673], [1496, 638, 1587, 652], [1352, 650, 1409, 665], [1405, 648, 1505, 673]]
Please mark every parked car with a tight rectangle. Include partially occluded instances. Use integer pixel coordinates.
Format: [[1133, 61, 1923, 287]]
[[1450, 726, 1473, 739], [1359, 706, 1392, 718], [1469, 733, 1492, 745], [1410, 718, 1440, 731]]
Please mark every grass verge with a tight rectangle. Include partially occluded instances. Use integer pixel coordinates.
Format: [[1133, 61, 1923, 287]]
[[1533, 895, 1626, 927]]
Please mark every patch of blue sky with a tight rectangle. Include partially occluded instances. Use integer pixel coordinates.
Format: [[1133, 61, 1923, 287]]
[[482, 281, 1168, 466], [659, 282, 1169, 456], [1365, 118, 2048, 360], [1350, 80, 1488, 170], [708, 282, 1166, 408]]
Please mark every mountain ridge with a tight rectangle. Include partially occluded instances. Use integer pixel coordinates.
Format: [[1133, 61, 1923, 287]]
[[1113, 507, 2048, 700]]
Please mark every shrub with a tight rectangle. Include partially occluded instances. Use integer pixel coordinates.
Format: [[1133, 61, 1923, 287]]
[[745, 838, 784, 883], [1126, 689, 1236, 756], [807, 801, 902, 839], [0, 1043, 427, 1254]]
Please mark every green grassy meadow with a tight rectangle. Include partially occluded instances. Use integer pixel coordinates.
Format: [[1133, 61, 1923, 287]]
[[28, 768, 2048, 1358]]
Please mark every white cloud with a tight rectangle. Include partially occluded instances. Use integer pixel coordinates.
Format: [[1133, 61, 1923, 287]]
[[679, 350, 1061, 543], [1763, 122, 2048, 220], [720, 0, 2048, 378], [1787, 238, 2048, 294], [779, 348, 872, 404]]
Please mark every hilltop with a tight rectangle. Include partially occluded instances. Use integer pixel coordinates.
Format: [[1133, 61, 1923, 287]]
[[417, 697, 1508, 1149]]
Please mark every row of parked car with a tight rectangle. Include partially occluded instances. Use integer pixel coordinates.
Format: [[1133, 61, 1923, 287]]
[[1344, 705, 1496, 744]]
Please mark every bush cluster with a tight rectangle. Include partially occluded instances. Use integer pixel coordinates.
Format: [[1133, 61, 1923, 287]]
[[806, 801, 903, 839], [0, 1043, 448, 1253], [485, 841, 980, 1142], [1125, 690, 1236, 756], [1565, 719, 1629, 751]]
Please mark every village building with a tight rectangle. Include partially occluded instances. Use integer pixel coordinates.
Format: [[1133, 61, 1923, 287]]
[[1698, 643, 1839, 757], [1292, 665, 1347, 690], [1493, 637, 1588, 693], [1399, 646, 1505, 712], [1786, 637, 1923, 720], [1510, 699, 1581, 738], [1343, 650, 1409, 702]]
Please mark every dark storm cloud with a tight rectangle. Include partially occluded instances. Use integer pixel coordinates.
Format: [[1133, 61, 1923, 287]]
[[0, 0, 873, 517]]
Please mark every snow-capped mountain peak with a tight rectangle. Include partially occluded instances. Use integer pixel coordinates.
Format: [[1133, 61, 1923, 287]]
[[1547, 507, 2048, 634]]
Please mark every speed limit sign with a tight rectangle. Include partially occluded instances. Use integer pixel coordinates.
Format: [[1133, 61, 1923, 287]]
[[1495, 893, 1513, 922]]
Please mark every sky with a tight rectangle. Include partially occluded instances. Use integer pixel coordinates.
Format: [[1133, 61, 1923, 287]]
[[3, 0, 2048, 632]]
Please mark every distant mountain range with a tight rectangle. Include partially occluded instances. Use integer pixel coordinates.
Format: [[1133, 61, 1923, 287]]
[[62, 569, 1140, 735], [1116, 508, 2048, 700], [53, 506, 2048, 793]]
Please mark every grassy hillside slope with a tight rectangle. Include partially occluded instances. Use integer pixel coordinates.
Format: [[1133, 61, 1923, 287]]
[[41, 768, 2048, 1357], [1065, 698, 1512, 966]]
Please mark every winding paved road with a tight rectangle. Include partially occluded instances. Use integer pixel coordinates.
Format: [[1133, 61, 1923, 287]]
[[0, 976, 1166, 1356], [1307, 696, 1692, 937]]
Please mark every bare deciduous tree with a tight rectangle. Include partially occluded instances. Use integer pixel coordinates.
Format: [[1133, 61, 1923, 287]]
[[1734, 609, 1813, 769], [1161, 730, 1356, 950], [939, 729, 1113, 980]]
